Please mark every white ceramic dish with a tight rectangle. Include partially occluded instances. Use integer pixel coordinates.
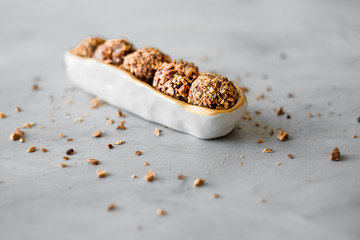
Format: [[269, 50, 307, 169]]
[[64, 51, 247, 139]]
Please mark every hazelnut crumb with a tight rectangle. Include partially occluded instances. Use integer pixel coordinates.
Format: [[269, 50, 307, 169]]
[[288, 154, 294, 159], [66, 138, 73, 141], [114, 140, 125, 145], [258, 198, 265, 203], [269, 130, 274, 136], [256, 93, 265, 100], [117, 110, 125, 118], [288, 93, 293, 98], [22, 123, 32, 129], [254, 123, 259, 127], [108, 204, 116, 211], [60, 163, 67, 168], [263, 125, 268, 129], [316, 113, 322, 117], [276, 162, 281, 165], [117, 120, 126, 130], [143, 161, 149, 166], [330, 147, 340, 161], [155, 128, 161, 136], [87, 158, 99, 165], [257, 140, 263, 144], [63, 156, 70, 160], [213, 193, 219, 199], [352, 134, 357, 138], [92, 130, 102, 138], [15, 107, 21, 112], [263, 148, 274, 153], [107, 119, 114, 124], [237, 126, 241, 130], [107, 144, 114, 149], [10, 132, 22, 141], [32, 84, 38, 90], [156, 208, 166, 216], [247, 115, 252, 121], [266, 87, 271, 92], [277, 130, 289, 141], [357, 116, 360, 123], [41, 148, 47, 153], [0, 112, 5, 118], [19, 137, 25, 143], [177, 174, 184, 180], [277, 107, 285, 116], [144, 170, 155, 181], [194, 178, 205, 187], [239, 155, 244, 158], [39, 126, 45, 129], [96, 169, 107, 178], [308, 112, 313, 118], [135, 150, 142, 156], [66, 149, 74, 155], [59, 133, 65, 138], [239, 162, 244, 165], [254, 110, 261, 115], [27, 146, 36, 153], [132, 174, 137, 178]]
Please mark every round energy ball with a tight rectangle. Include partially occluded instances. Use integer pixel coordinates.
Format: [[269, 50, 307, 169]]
[[153, 60, 199, 101], [122, 47, 171, 83], [70, 37, 105, 58], [188, 73, 238, 110], [93, 39, 135, 66]]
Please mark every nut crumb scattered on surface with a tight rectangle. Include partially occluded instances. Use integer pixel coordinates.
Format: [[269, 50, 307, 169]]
[[155, 128, 161, 136], [107, 119, 114, 124], [277, 130, 289, 141], [108, 204, 115, 211], [27, 146, 36, 153], [66, 149, 74, 155], [239, 162, 244, 165], [288, 154, 294, 159], [107, 144, 114, 149], [117, 120, 126, 130], [308, 112, 313, 118], [144, 170, 155, 181], [22, 123, 32, 129], [157, 208, 166, 216], [0, 112, 5, 118], [143, 161, 149, 166], [330, 147, 340, 161], [263, 148, 274, 153], [177, 174, 184, 180], [132, 174, 137, 178], [316, 113, 322, 117], [288, 93, 293, 98], [96, 169, 107, 178], [213, 193, 219, 199], [254, 110, 261, 114], [66, 138, 73, 141], [15, 107, 21, 112], [61, 163, 67, 168], [117, 110, 125, 118], [277, 107, 285, 116], [257, 140, 263, 144], [92, 130, 102, 138], [258, 198, 265, 203], [59, 133, 65, 138], [39, 126, 45, 129], [256, 93, 265, 100], [87, 158, 99, 165], [269, 130, 274, 136], [63, 156, 69, 160], [19, 137, 25, 143], [194, 178, 205, 187], [239, 155, 244, 158], [357, 116, 360, 123], [352, 134, 357, 138], [276, 162, 281, 165], [135, 150, 142, 156], [114, 140, 125, 145], [10, 132, 22, 141], [41, 148, 47, 153]]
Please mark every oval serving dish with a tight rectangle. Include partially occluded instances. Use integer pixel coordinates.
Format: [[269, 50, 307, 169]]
[[64, 51, 247, 139]]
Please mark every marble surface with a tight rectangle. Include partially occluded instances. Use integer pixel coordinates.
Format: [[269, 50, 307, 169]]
[[1, 0, 360, 239]]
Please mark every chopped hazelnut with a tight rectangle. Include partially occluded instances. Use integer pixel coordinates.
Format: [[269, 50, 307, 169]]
[[107, 119, 114, 124], [352, 134, 357, 138], [41, 148, 47, 153], [117, 120, 126, 130], [257, 140, 263, 144], [117, 110, 125, 118], [213, 193, 219, 199], [357, 116, 360, 123], [63, 156, 70, 160], [269, 130, 274, 136], [27, 146, 36, 153], [256, 93, 265, 100], [22, 123, 32, 129], [144, 170, 155, 181], [239, 162, 244, 165], [114, 140, 125, 145], [0, 112, 5, 118], [143, 161, 149, 166], [330, 147, 340, 161], [308, 112, 313, 118], [132, 174, 137, 178], [316, 113, 321, 117], [10, 132, 22, 141], [92, 130, 102, 138], [61, 163, 67, 168], [155, 128, 161, 136], [87, 158, 99, 165], [276, 162, 281, 165], [39, 126, 45, 129], [96, 169, 107, 178], [288, 154, 294, 159], [277, 107, 285, 116], [258, 198, 265, 203], [107, 144, 114, 149], [156, 209, 166, 216], [277, 130, 289, 141], [19, 137, 25, 143], [59, 133, 65, 138], [66, 138, 73, 141], [15, 107, 21, 112], [135, 150, 142, 156], [288, 93, 293, 98], [263, 148, 273, 153], [194, 178, 205, 187], [177, 174, 184, 180], [107, 204, 116, 211], [254, 110, 261, 114]]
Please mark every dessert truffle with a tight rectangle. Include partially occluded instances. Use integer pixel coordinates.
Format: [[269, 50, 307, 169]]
[[93, 39, 135, 66], [71, 37, 105, 58], [153, 60, 199, 101], [188, 73, 238, 110], [122, 47, 171, 83]]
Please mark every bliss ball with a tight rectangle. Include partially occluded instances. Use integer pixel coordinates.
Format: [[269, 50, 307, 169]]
[[188, 73, 238, 110], [93, 39, 135, 66], [122, 47, 171, 83], [70, 37, 105, 58], [153, 60, 199, 101]]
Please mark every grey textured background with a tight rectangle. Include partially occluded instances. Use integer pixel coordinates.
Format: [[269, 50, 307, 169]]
[[1, 0, 360, 239]]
